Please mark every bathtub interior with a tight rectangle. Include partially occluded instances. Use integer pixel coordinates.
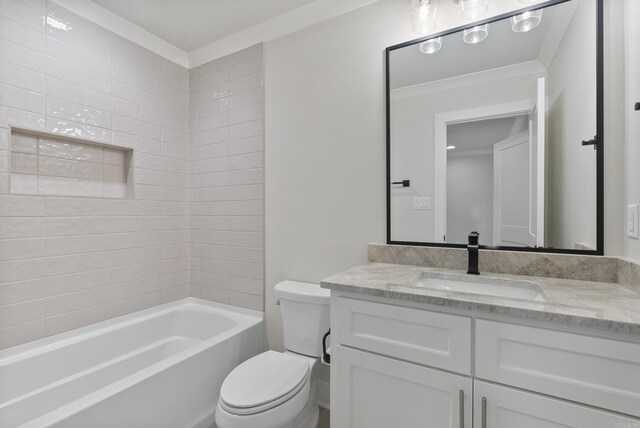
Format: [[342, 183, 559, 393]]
[[0, 300, 262, 428]]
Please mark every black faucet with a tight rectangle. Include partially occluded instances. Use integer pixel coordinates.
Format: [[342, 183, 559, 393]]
[[467, 231, 480, 275]]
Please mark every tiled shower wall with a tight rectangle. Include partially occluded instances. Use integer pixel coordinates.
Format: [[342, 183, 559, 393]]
[[188, 46, 265, 311], [0, 0, 190, 349]]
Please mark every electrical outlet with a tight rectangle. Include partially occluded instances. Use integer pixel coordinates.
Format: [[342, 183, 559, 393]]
[[628, 204, 639, 239], [413, 197, 431, 210]]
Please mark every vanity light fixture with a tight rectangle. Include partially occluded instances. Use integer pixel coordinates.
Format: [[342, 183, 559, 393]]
[[446, 145, 456, 150], [510, 9, 543, 33], [460, 0, 488, 21], [411, 0, 439, 34], [463, 24, 489, 44], [419, 37, 443, 54]]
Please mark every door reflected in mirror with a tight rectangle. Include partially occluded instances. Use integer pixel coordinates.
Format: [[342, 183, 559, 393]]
[[387, 0, 601, 252]]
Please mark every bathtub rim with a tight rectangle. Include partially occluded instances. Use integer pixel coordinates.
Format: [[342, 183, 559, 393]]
[[1, 298, 264, 428], [0, 297, 263, 362]]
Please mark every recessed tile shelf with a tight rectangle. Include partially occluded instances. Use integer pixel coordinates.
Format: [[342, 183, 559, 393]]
[[9, 127, 134, 199]]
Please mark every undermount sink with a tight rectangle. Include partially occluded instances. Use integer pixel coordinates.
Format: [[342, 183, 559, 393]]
[[413, 272, 547, 302]]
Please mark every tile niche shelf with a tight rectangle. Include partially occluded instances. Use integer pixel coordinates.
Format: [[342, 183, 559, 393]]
[[9, 127, 134, 199]]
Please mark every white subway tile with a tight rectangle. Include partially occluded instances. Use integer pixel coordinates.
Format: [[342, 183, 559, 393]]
[[45, 268, 112, 296], [45, 252, 111, 276], [227, 261, 263, 280], [229, 104, 263, 125], [228, 136, 263, 155], [0, 277, 45, 305], [229, 276, 263, 296], [228, 87, 263, 110], [112, 114, 161, 140], [111, 216, 162, 233], [46, 97, 110, 128], [229, 200, 263, 216], [230, 216, 263, 232], [228, 73, 263, 95], [229, 151, 262, 170], [0, 61, 45, 92], [228, 169, 263, 186], [228, 120, 262, 140], [0, 39, 45, 72], [0, 258, 44, 283], [0, 319, 44, 350], [112, 97, 161, 125], [0, 106, 45, 129], [161, 284, 189, 303], [46, 76, 111, 112], [229, 231, 263, 248], [45, 291, 162, 336], [111, 245, 161, 267], [0, 194, 44, 216], [0, 217, 43, 238], [0, 0, 44, 31], [38, 176, 103, 198], [0, 237, 44, 260], [45, 118, 111, 144], [0, 82, 45, 112], [0, 298, 44, 328], [10, 152, 37, 174], [11, 132, 37, 154], [193, 285, 229, 304], [46, 57, 110, 94], [46, 37, 111, 79], [112, 230, 161, 250], [9, 173, 37, 194], [44, 234, 111, 256], [229, 291, 262, 311]]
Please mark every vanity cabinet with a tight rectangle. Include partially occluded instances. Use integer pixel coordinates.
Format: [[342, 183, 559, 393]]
[[330, 293, 640, 427], [474, 381, 640, 428], [332, 346, 472, 428]]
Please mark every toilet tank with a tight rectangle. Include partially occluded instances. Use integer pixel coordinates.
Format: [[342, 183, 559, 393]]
[[275, 281, 330, 357]]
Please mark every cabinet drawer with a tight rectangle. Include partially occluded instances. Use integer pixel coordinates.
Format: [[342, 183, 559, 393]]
[[335, 296, 471, 374], [476, 320, 640, 417], [474, 380, 640, 427]]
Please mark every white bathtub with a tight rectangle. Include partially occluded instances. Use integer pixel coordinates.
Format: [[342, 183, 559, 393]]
[[0, 298, 265, 428]]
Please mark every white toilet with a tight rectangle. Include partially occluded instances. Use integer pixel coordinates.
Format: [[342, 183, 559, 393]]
[[215, 281, 330, 428]]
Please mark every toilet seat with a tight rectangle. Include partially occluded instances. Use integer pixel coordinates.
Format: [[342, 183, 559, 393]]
[[219, 351, 311, 416]]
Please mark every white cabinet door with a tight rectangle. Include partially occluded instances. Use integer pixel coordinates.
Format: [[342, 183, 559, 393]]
[[331, 345, 472, 428], [474, 380, 640, 428]]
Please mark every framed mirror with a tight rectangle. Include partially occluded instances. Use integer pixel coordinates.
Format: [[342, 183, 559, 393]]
[[386, 0, 603, 254]]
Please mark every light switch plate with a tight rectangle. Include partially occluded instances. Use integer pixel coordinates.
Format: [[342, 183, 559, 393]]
[[413, 197, 431, 210], [628, 204, 639, 239]]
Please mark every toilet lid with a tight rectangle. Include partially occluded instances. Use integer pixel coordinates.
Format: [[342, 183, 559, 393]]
[[220, 351, 310, 415]]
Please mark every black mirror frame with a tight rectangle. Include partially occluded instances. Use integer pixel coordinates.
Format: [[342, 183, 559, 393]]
[[385, 0, 604, 256]]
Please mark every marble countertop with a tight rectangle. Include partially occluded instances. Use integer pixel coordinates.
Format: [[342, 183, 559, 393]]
[[320, 263, 640, 335]]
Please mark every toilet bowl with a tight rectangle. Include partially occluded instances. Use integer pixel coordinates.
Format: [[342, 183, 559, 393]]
[[215, 281, 330, 428]]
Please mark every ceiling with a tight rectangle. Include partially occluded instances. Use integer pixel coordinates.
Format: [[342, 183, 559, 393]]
[[92, 0, 315, 51], [447, 115, 529, 154], [389, 0, 578, 89]]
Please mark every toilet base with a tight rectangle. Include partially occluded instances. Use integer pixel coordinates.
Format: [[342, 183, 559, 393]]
[[285, 380, 318, 428]]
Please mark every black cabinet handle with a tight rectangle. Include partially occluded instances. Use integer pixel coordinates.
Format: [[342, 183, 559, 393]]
[[391, 180, 410, 187]]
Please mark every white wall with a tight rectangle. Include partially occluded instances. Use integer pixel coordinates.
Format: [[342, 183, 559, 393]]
[[263, 0, 546, 351], [546, 0, 598, 250], [188, 45, 265, 311], [446, 154, 494, 244], [624, 0, 640, 261], [0, 1, 190, 349]]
